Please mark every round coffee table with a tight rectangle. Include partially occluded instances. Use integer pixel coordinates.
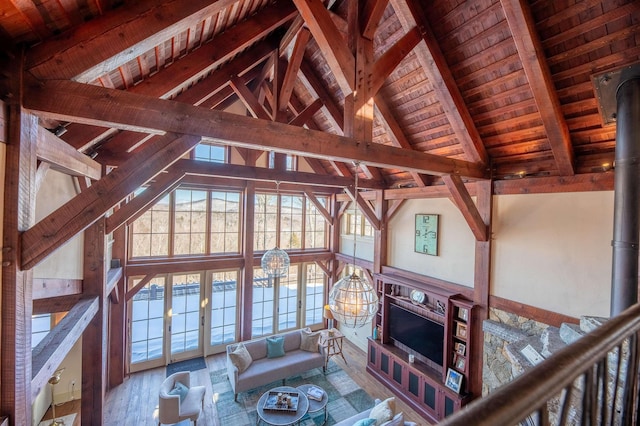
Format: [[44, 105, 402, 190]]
[[256, 386, 309, 426], [297, 384, 328, 425]]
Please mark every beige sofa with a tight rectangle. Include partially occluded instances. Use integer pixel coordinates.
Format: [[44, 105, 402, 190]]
[[333, 398, 418, 426], [226, 329, 325, 401]]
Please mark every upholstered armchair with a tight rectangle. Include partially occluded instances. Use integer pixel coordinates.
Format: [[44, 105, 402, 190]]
[[158, 371, 206, 425]]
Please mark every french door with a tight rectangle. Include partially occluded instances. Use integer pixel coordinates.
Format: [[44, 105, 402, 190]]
[[169, 273, 204, 362]]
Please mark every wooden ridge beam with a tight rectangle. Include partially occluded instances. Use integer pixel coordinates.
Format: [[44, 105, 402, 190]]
[[24, 79, 487, 179], [443, 174, 487, 241], [500, 0, 575, 175], [31, 297, 99, 400], [395, 0, 488, 165], [37, 126, 101, 180], [105, 169, 185, 234], [178, 159, 384, 189], [20, 133, 201, 270]]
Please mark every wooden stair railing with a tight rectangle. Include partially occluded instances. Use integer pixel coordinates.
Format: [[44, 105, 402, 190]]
[[440, 303, 640, 426]]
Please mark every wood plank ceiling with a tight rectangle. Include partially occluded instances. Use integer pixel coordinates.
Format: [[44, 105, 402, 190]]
[[1, 0, 638, 188]]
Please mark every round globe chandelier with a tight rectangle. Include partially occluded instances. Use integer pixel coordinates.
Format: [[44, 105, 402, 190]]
[[328, 162, 379, 328]]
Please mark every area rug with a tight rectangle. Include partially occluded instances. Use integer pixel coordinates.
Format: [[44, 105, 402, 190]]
[[166, 356, 207, 377], [211, 360, 374, 425]]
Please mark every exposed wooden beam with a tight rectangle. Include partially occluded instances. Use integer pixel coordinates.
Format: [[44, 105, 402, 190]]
[[361, 0, 390, 40], [32, 294, 83, 315], [125, 275, 154, 302], [279, 27, 311, 111], [395, 0, 489, 165], [20, 133, 201, 270], [105, 169, 185, 234], [443, 174, 487, 241], [500, 0, 575, 175], [230, 76, 272, 120], [27, 0, 242, 81], [33, 278, 82, 300], [292, 0, 355, 94], [314, 260, 331, 277], [345, 187, 381, 231], [370, 27, 421, 95], [304, 189, 333, 224], [106, 267, 123, 297], [288, 98, 324, 127], [299, 60, 345, 133], [178, 159, 384, 189], [24, 79, 488, 179], [31, 297, 99, 400], [37, 126, 101, 180], [493, 172, 613, 195], [386, 199, 405, 221]]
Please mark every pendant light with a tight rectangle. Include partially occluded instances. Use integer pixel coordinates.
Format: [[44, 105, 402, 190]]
[[261, 181, 290, 277], [329, 162, 379, 328]]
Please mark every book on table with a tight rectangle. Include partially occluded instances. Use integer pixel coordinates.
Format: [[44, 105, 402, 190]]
[[307, 386, 324, 401]]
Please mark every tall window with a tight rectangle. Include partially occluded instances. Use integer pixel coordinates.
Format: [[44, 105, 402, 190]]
[[174, 189, 207, 255], [194, 143, 226, 163], [210, 191, 240, 253], [280, 195, 303, 250], [278, 265, 299, 331], [32, 314, 51, 348], [210, 270, 238, 346], [304, 264, 325, 326], [254, 193, 278, 252], [306, 197, 328, 249], [130, 193, 170, 257], [344, 207, 374, 237], [130, 276, 166, 364]]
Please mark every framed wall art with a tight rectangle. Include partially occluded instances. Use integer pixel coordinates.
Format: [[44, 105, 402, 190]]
[[415, 214, 439, 256]]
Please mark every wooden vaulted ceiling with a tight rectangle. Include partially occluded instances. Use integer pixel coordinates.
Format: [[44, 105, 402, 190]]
[[1, 0, 639, 190]]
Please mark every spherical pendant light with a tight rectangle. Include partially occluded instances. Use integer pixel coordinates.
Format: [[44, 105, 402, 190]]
[[329, 272, 378, 328], [261, 246, 290, 277]]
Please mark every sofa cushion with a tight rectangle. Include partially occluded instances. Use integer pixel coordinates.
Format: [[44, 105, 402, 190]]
[[168, 381, 189, 403], [300, 329, 320, 352], [229, 343, 253, 373], [369, 397, 395, 425], [353, 419, 376, 426], [381, 412, 404, 426], [267, 336, 285, 358]]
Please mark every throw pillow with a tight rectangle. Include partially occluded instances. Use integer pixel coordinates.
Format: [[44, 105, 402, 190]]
[[266, 335, 285, 358], [168, 381, 189, 403], [369, 397, 396, 425], [353, 418, 377, 426], [300, 328, 320, 352], [229, 343, 253, 373], [380, 412, 404, 426]]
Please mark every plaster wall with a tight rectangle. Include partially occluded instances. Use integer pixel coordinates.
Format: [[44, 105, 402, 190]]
[[33, 170, 84, 279], [492, 191, 613, 318], [388, 198, 476, 287]]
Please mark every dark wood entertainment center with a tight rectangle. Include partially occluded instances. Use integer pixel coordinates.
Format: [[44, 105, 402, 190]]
[[366, 273, 476, 422]]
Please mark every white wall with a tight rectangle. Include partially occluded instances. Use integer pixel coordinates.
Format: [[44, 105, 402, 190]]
[[33, 170, 84, 279], [492, 191, 613, 318], [388, 198, 476, 287]]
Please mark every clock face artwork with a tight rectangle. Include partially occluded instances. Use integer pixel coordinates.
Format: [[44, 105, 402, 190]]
[[415, 214, 439, 256]]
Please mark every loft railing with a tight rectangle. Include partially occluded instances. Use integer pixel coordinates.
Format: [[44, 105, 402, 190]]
[[440, 303, 640, 426]]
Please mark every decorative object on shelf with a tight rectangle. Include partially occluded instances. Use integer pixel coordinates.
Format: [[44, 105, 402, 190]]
[[454, 354, 466, 371], [410, 290, 426, 305], [435, 300, 446, 316], [261, 181, 290, 277], [455, 322, 468, 339], [445, 368, 463, 393], [408, 354, 415, 363], [457, 307, 468, 321], [454, 342, 466, 356], [414, 214, 439, 255], [323, 304, 335, 330], [329, 162, 379, 328], [48, 368, 66, 426], [372, 326, 378, 340]]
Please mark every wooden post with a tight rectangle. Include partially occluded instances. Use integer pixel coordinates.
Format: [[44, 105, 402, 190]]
[[373, 190, 387, 274], [82, 218, 107, 424], [241, 181, 255, 341], [1, 55, 38, 425], [471, 180, 493, 397], [108, 222, 127, 388]]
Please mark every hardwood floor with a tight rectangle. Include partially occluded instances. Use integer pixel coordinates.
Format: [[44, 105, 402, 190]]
[[99, 339, 430, 425]]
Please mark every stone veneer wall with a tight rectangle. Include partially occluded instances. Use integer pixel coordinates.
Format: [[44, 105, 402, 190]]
[[482, 307, 550, 397]]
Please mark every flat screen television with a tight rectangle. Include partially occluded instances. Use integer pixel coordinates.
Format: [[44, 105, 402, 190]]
[[389, 303, 444, 366]]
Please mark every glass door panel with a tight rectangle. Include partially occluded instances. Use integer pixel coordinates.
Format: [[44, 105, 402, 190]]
[[209, 270, 238, 350], [278, 265, 299, 331], [252, 267, 275, 338], [130, 276, 166, 372], [304, 263, 325, 327], [170, 273, 203, 361]]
